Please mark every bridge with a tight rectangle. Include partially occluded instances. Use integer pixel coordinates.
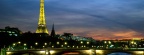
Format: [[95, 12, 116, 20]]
[[1, 48, 144, 55]]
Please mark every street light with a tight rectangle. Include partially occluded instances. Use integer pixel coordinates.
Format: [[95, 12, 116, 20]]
[[84, 45, 86, 48], [44, 43, 47, 45], [68, 46, 70, 48], [64, 42, 67, 45], [73, 46, 75, 48], [108, 41, 111, 44], [81, 46, 83, 48], [52, 46, 54, 48], [104, 41, 107, 44], [61, 45, 63, 47], [87, 42, 89, 44], [18, 41, 21, 44], [77, 46, 79, 48], [13, 43, 16, 46], [134, 42, 136, 44], [92, 46, 93, 47], [43, 46, 45, 48], [30, 46, 33, 49], [24, 43, 26, 46], [35, 42, 38, 45], [57, 42, 60, 45], [81, 41, 83, 44], [131, 41, 134, 44]]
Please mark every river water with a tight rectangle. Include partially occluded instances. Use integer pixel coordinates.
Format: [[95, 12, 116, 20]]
[[108, 52, 131, 55]]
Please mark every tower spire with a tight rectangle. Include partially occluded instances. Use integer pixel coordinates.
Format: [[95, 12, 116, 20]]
[[36, 0, 48, 34], [51, 23, 56, 37]]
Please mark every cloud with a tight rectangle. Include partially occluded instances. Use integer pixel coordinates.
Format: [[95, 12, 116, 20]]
[[0, 0, 144, 40], [55, 27, 144, 40]]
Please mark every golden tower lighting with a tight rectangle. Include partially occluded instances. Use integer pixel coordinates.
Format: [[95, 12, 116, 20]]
[[36, 0, 48, 34]]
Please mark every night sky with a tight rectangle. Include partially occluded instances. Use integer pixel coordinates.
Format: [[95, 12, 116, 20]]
[[0, 0, 144, 40]]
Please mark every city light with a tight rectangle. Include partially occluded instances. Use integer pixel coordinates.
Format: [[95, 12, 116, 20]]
[[45, 51, 49, 55], [87, 42, 89, 44], [77, 46, 79, 48], [35, 42, 38, 45], [24, 43, 26, 46], [73, 46, 74, 48], [50, 50, 55, 54], [81, 41, 83, 44], [13, 43, 16, 46], [104, 41, 107, 44], [57, 42, 59, 44], [108, 41, 111, 44], [1, 0, 144, 55], [64, 42, 67, 45], [131, 41, 134, 44], [110, 45, 114, 48], [30, 46, 33, 49], [84, 45, 86, 47], [85, 50, 91, 53], [52, 46, 54, 48], [96, 50, 103, 54], [134, 42, 136, 44], [18, 41, 21, 44], [135, 51, 144, 54], [39, 51, 45, 53], [44, 43, 47, 45], [61, 45, 63, 47], [68, 46, 70, 47], [6, 52, 12, 55]]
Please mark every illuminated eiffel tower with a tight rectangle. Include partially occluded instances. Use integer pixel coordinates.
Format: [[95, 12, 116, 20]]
[[36, 0, 48, 34]]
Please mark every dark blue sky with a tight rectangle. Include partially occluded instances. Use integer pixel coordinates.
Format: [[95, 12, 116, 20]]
[[0, 0, 144, 40]]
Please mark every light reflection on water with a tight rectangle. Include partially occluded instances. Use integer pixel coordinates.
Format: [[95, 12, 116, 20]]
[[108, 52, 131, 55]]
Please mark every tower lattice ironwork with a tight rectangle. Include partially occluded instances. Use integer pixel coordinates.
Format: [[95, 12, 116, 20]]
[[36, 0, 48, 34]]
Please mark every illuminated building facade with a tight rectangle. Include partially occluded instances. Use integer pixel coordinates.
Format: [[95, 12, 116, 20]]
[[36, 0, 48, 34], [0, 26, 21, 37], [56, 33, 95, 42]]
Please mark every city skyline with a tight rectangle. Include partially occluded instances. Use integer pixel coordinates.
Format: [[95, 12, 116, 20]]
[[0, 0, 144, 40]]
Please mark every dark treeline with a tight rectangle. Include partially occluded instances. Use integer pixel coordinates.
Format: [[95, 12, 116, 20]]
[[0, 32, 97, 49], [0, 32, 18, 48]]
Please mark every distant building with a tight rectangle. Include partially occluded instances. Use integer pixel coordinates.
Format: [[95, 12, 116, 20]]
[[0, 26, 22, 37], [57, 33, 95, 42], [36, 0, 49, 34]]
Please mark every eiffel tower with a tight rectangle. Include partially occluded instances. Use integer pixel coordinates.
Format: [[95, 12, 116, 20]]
[[36, 0, 48, 34]]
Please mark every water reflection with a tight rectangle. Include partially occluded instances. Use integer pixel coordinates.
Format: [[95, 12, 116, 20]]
[[108, 52, 131, 55]]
